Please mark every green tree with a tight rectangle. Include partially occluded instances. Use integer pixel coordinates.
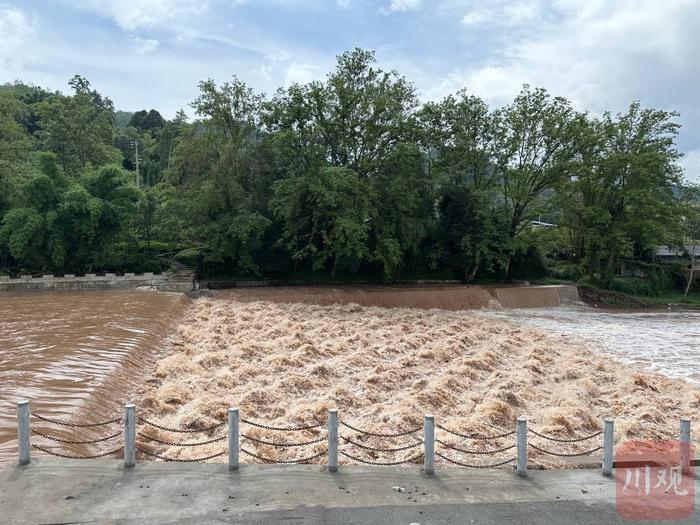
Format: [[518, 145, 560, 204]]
[[272, 167, 370, 274], [492, 86, 579, 274], [560, 103, 682, 283], [35, 75, 121, 175]]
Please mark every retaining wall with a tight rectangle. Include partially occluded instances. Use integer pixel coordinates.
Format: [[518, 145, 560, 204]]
[[0, 273, 167, 292]]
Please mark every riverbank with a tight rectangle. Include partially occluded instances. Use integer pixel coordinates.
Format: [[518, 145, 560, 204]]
[[578, 285, 700, 310], [135, 297, 700, 465]]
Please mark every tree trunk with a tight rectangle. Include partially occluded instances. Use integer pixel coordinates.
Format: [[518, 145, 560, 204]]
[[685, 245, 696, 296], [465, 259, 480, 283]]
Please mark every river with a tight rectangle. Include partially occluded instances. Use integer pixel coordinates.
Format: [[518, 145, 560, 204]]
[[483, 305, 700, 384], [1, 289, 698, 466], [0, 290, 188, 465]]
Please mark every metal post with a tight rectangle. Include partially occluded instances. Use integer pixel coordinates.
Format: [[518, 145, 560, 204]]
[[328, 409, 338, 473], [602, 418, 614, 477], [17, 400, 30, 465], [516, 416, 527, 477], [424, 414, 435, 475], [124, 404, 135, 468], [229, 408, 239, 471], [680, 418, 691, 474]]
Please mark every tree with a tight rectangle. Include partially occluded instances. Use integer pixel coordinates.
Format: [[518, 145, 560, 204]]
[[419, 90, 496, 191], [128, 109, 165, 132], [272, 167, 370, 274], [35, 76, 121, 175], [168, 77, 271, 275], [492, 86, 579, 273], [680, 185, 700, 295], [560, 103, 683, 283]]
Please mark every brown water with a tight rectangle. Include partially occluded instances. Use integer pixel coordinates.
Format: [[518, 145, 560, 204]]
[[212, 284, 570, 310], [0, 290, 189, 465], [140, 297, 700, 465]]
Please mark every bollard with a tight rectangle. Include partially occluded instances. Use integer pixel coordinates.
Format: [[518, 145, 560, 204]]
[[328, 409, 338, 473], [516, 416, 527, 477], [602, 418, 614, 477], [680, 418, 691, 475], [424, 414, 435, 475], [229, 408, 240, 471], [124, 404, 136, 468], [17, 401, 30, 465]]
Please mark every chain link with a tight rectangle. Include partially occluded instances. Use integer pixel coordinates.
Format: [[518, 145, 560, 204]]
[[31, 443, 122, 459], [339, 450, 423, 466], [241, 434, 325, 448], [137, 416, 226, 433], [528, 443, 604, 457], [240, 418, 324, 432], [435, 423, 515, 441], [32, 429, 120, 445], [31, 412, 120, 428], [341, 435, 422, 452], [435, 438, 516, 455], [137, 431, 227, 447], [340, 421, 420, 438], [240, 447, 327, 464], [136, 446, 227, 462], [435, 451, 516, 469], [528, 428, 603, 443]]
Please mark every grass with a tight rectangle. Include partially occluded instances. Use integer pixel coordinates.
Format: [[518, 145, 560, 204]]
[[634, 290, 700, 309]]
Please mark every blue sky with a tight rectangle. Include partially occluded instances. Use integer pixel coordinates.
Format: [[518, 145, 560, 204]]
[[1, 0, 699, 181]]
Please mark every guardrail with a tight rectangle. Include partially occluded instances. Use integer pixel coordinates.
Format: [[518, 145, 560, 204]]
[[15, 400, 694, 476]]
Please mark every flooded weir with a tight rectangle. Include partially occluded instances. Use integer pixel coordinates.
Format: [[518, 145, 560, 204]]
[[0, 290, 189, 465]]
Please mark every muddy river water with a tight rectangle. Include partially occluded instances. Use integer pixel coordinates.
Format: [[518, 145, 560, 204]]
[[0, 287, 698, 466], [0, 290, 188, 464], [484, 306, 700, 384]]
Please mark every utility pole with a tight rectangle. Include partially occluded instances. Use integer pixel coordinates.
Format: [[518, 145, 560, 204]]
[[132, 139, 140, 188]]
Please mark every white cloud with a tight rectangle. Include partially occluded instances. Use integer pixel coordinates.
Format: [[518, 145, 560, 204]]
[[461, 0, 543, 27], [0, 5, 35, 75], [681, 150, 700, 184], [69, 0, 210, 31], [132, 36, 160, 54], [433, 0, 700, 116], [389, 0, 422, 13], [284, 62, 316, 86]]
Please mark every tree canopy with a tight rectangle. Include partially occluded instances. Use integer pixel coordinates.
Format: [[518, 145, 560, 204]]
[[0, 49, 691, 288]]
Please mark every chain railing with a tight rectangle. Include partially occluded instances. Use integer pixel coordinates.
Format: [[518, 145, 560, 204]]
[[527, 425, 605, 461], [27, 410, 123, 460], [434, 421, 517, 469], [18, 401, 689, 478], [338, 418, 423, 467]]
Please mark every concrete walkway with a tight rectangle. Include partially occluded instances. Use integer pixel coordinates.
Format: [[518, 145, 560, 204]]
[[0, 460, 697, 524]]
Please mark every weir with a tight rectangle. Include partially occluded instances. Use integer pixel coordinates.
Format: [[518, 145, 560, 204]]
[[213, 284, 581, 310], [0, 290, 191, 465]]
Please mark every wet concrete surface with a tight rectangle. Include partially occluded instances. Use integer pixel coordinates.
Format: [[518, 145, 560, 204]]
[[1, 460, 697, 524]]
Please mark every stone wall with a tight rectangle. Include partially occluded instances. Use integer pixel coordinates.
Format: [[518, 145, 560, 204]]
[[0, 273, 168, 292]]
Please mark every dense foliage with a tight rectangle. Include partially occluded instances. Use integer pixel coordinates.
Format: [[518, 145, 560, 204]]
[[0, 50, 693, 286]]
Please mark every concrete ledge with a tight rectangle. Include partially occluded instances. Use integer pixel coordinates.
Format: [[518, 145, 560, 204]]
[[2, 460, 687, 524], [0, 273, 168, 292]]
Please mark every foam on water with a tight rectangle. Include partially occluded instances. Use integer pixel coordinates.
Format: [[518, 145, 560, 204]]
[[483, 306, 700, 384], [136, 298, 700, 466]]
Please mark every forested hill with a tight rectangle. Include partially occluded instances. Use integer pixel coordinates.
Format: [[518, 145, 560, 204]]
[[0, 49, 697, 286]]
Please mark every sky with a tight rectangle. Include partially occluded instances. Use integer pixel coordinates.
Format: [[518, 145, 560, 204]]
[[1, 0, 699, 181]]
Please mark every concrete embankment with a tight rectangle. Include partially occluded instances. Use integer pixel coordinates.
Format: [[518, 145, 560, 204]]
[[212, 284, 581, 310], [3, 460, 688, 524], [0, 272, 194, 293]]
